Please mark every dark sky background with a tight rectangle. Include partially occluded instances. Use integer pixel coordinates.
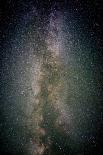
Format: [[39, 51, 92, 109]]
[[0, 0, 103, 155]]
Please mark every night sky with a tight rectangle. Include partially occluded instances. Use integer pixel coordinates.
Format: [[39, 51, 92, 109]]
[[0, 0, 103, 155]]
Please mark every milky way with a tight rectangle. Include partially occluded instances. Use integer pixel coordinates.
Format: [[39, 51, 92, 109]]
[[0, 1, 103, 155]]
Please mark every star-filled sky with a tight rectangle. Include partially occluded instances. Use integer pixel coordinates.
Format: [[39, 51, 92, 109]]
[[0, 0, 103, 155]]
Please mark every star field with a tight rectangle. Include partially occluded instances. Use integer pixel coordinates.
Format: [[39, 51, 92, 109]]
[[0, 0, 103, 155]]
